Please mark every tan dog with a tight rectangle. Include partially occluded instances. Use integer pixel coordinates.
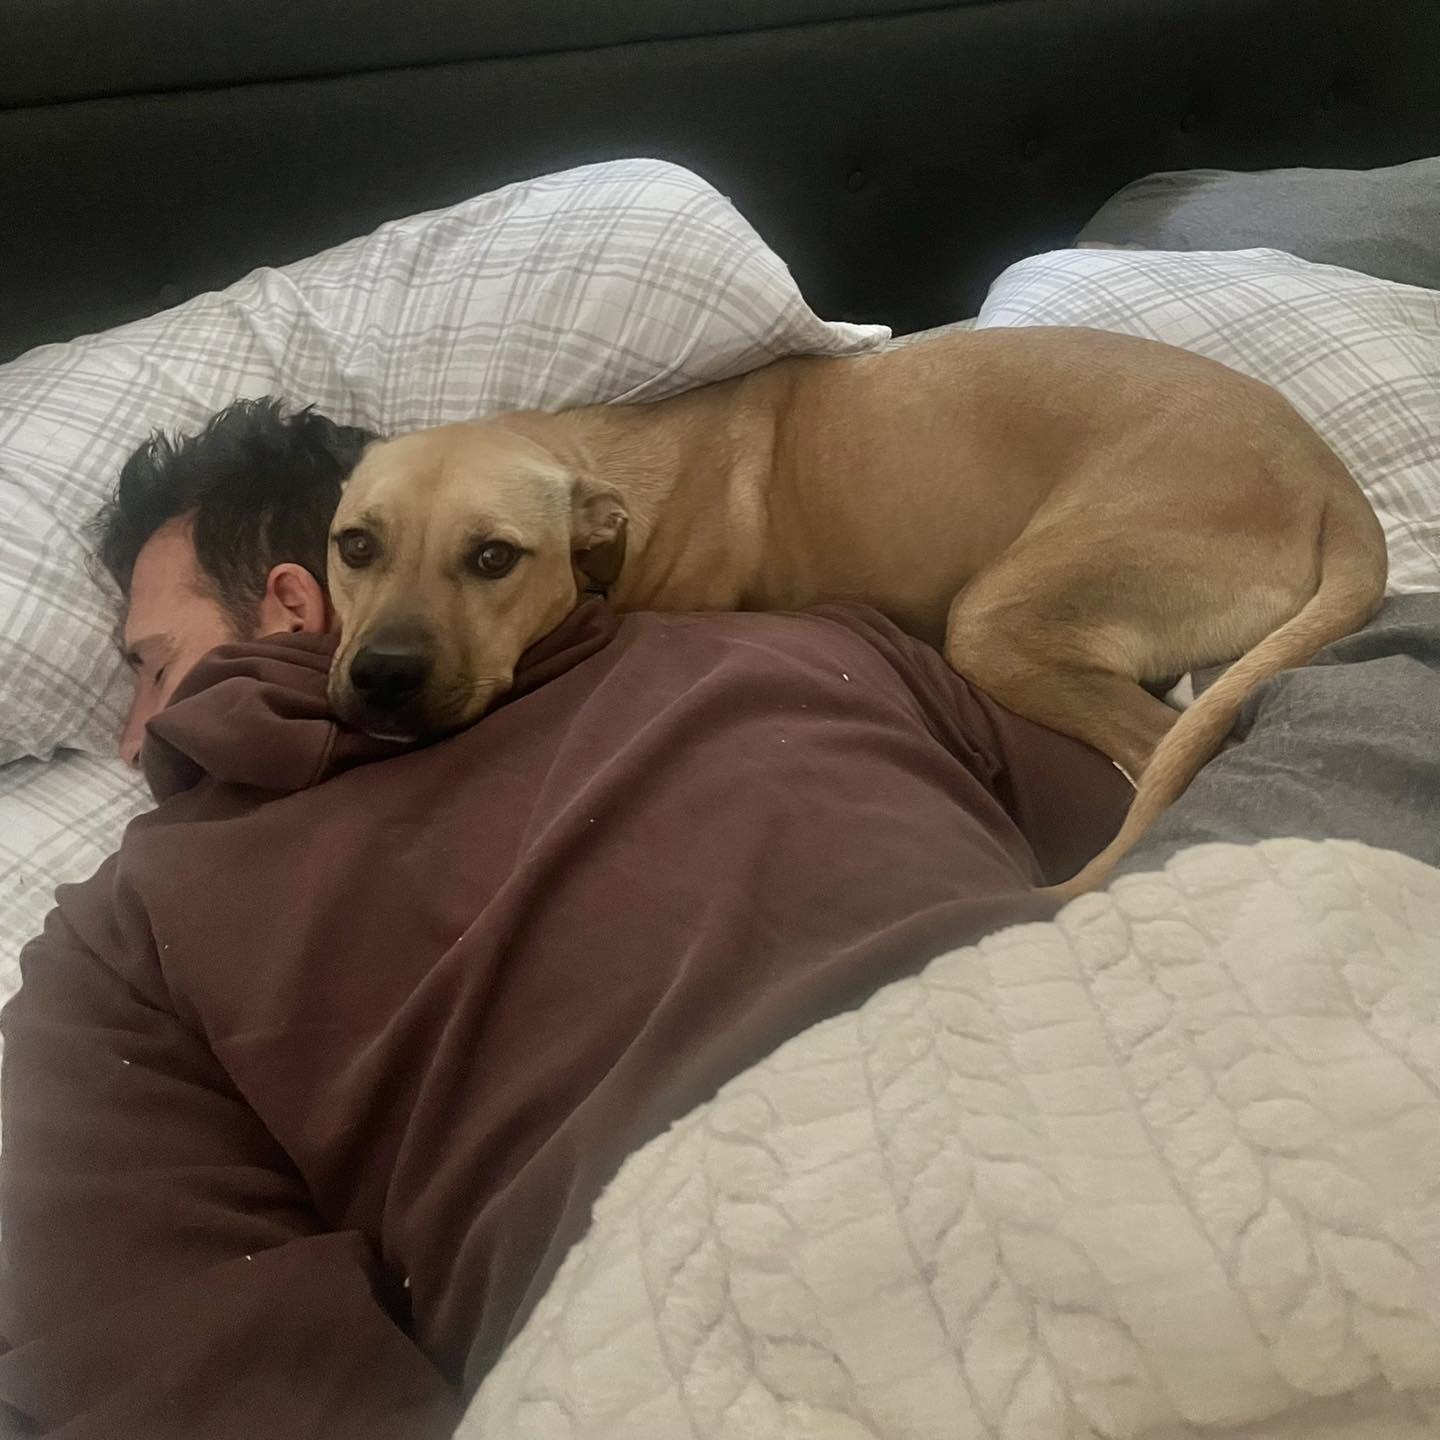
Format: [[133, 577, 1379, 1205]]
[[327, 327, 1386, 896]]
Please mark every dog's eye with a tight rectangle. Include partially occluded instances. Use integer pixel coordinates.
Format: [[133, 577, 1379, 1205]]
[[472, 541, 520, 579], [336, 530, 377, 568]]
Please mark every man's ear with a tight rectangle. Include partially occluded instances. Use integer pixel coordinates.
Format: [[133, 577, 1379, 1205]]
[[260, 562, 330, 636], [570, 479, 629, 588]]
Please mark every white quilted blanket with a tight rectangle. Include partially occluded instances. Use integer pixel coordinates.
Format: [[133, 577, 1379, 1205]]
[[460, 839, 1440, 1440]]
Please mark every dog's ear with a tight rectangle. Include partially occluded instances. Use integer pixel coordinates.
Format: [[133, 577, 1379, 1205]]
[[570, 479, 629, 587], [298, 405, 383, 485]]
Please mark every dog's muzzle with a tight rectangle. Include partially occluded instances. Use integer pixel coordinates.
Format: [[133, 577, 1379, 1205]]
[[347, 641, 432, 718]]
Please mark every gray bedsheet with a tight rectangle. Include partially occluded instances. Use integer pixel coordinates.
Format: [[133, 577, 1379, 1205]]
[[1122, 594, 1440, 876]]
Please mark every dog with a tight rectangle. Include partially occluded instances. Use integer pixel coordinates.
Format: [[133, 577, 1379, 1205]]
[[325, 327, 1386, 896]]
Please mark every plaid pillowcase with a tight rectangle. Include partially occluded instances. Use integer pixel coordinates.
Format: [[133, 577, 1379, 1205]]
[[977, 247, 1440, 594], [0, 158, 887, 764]]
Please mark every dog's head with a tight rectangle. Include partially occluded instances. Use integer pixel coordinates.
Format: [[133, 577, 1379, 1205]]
[[326, 421, 627, 740]]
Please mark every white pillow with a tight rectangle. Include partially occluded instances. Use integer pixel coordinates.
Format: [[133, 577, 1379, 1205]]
[[0, 158, 887, 764], [977, 248, 1440, 594]]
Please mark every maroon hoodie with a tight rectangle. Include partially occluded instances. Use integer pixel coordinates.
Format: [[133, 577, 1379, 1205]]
[[0, 603, 1128, 1439]]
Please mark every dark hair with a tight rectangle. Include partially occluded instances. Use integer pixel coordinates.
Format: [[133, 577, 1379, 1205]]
[[92, 396, 378, 633]]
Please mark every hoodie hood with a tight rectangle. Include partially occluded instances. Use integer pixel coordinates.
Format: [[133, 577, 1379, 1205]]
[[142, 601, 621, 802]]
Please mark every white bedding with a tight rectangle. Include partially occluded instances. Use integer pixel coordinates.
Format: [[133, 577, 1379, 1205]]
[[0, 753, 147, 1122], [0, 751, 147, 998], [463, 839, 1440, 1439]]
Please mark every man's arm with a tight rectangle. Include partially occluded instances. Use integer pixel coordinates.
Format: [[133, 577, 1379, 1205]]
[[0, 874, 461, 1440]]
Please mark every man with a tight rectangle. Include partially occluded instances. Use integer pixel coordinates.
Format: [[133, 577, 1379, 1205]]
[[97, 396, 376, 765], [0, 398, 1131, 1438]]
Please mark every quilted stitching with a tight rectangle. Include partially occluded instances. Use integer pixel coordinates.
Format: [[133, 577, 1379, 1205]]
[[463, 839, 1440, 1439]]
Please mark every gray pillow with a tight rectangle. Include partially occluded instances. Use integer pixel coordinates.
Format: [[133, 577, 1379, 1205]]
[[1077, 157, 1440, 291]]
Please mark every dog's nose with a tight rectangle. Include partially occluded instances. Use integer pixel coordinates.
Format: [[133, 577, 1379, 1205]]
[[349, 644, 431, 713]]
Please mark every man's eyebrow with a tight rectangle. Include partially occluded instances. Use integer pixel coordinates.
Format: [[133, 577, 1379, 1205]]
[[117, 630, 176, 671]]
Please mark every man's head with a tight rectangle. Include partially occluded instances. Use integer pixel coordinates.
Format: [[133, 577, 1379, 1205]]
[[326, 419, 627, 740], [94, 397, 377, 765]]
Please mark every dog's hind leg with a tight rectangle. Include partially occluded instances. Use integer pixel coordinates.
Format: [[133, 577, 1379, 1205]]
[[941, 482, 1319, 783], [943, 553, 1186, 781], [947, 597, 1176, 781]]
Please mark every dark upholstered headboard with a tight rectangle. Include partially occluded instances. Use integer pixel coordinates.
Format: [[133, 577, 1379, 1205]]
[[5, 0, 1439, 362]]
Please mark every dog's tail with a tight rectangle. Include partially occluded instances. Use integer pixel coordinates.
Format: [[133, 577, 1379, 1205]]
[[1044, 476, 1387, 904]]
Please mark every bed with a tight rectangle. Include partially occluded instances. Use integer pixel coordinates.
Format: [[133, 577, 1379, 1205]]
[[4, 1, 1440, 1435], [5, 0, 1440, 977]]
